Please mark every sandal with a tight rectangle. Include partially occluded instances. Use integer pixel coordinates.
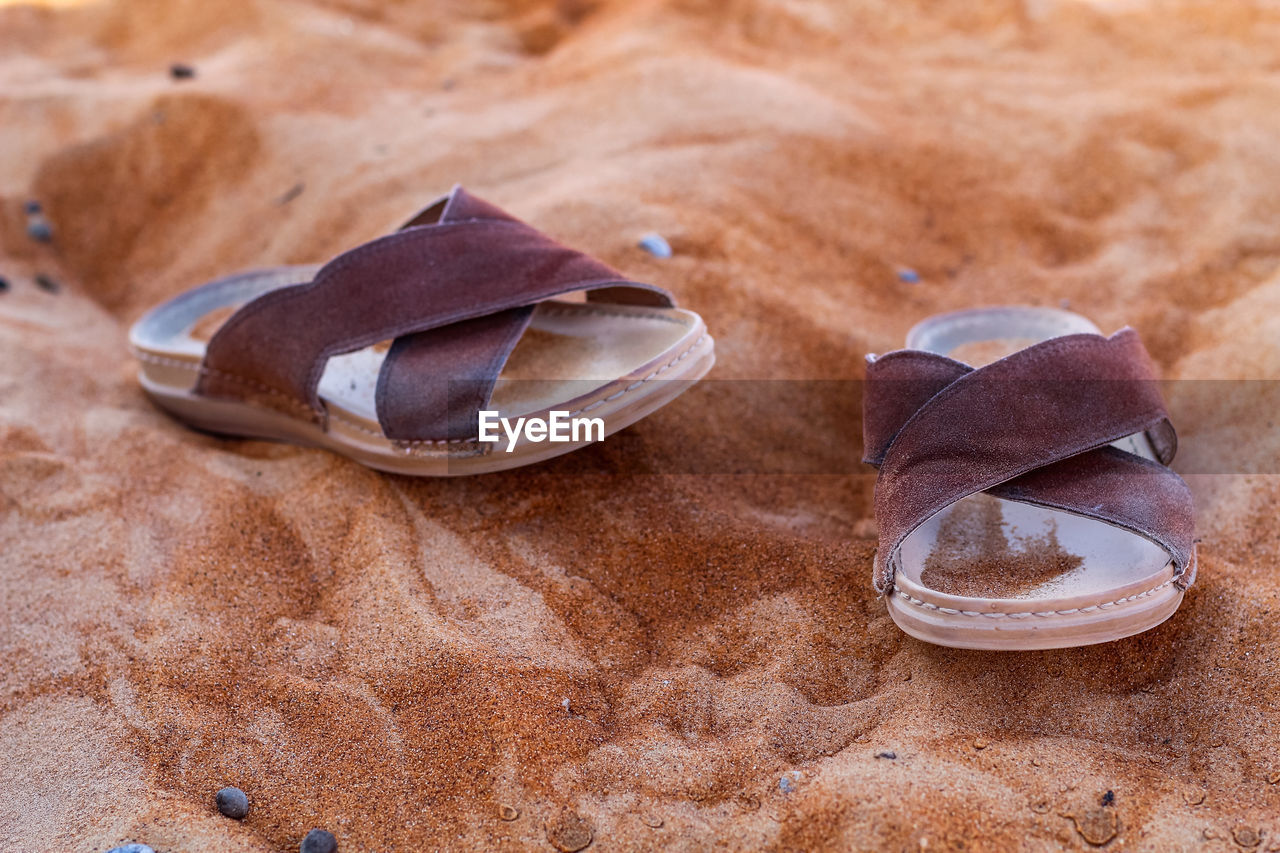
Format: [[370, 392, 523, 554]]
[[863, 306, 1196, 649], [130, 187, 713, 475]]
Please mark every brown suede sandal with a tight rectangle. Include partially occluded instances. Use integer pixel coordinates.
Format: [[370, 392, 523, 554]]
[[863, 307, 1196, 650], [130, 187, 713, 475]]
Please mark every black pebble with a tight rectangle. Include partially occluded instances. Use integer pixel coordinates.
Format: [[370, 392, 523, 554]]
[[170, 63, 196, 80], [276, 182, 305, 205], [23, 200, 42, 215], [1101, 789, 1115, 806], [875, 751, 897, 760], [0, 276, 9, 293], [35, 273, 59, 293], [27, 220, 53, 243], [216, 786, 249, 819], [301, 828, 338, 853]]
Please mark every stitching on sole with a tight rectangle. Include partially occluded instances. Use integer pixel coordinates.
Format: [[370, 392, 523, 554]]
[[135, 351, 315, 419], [893, 577, 1177, 619]]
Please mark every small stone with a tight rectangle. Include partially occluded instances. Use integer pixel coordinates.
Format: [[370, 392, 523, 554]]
[[1233, 827, 1262, 848], [1183, 790, 1206, 805], [23, 200, 42, 214], [499, 804, 520, 821], [300, 828, 337, 853], [897, 268, 920, 284], [778, 772, 799, 793], [0, 275, 9, 293], [276, 182, 305, 205], [545, 809, 593, 852], [170, 63, 196, 80], [34, 274, 59, 293], [106, 845, 154, 853], [1069, 807, 1119, 846], [637, 233, 672, 259], [216, 786, 249, 819], [1030, 800, 1050, 814], [973, 738, 988, 750], [1100, 790, 1114, 807], [875, 751, 897, 760], [26, 220, 53, 243], [1031, 758, 1042, 767], [1267, 770, 1280, 785], [640, 813, 663, 828]]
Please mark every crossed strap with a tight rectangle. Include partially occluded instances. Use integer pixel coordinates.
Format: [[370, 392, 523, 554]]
[[196, 187, 672, 441], [863, 330, 1197, 594]]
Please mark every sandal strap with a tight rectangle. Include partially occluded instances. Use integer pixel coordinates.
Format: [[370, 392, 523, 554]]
[[197, 187, 672, 438], [376, 305, 535, 442], [864, 329, 1195, 593], [988, 447, 1197, 589]]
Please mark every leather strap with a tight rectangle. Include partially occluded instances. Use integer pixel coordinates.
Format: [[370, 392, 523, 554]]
[[375, 306, 535, 442], [862, 350, 970, 467], [197, 188, 673, 440], [988, 448, 1197, 588], [864, 329, 1195, 593]]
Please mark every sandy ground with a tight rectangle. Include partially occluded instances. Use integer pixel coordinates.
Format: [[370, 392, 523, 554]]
[[2, 0, 1280, 850]]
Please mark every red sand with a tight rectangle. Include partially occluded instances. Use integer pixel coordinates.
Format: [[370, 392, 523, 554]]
[[2, 1, 1279, 850]]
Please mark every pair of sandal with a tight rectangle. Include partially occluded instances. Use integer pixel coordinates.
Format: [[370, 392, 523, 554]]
[[131, 187, 1196, 651]]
